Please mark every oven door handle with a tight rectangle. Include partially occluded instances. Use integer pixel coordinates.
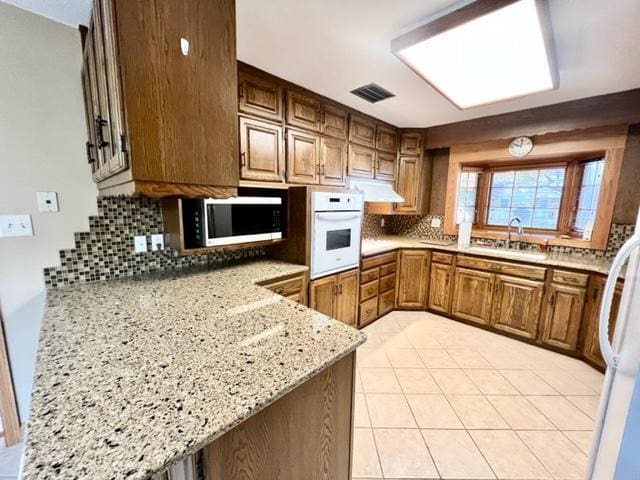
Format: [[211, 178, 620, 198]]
[[315, 213, 361, 222]]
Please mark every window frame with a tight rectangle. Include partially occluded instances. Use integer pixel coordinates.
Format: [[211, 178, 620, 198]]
[[460, 155, 605, 237]]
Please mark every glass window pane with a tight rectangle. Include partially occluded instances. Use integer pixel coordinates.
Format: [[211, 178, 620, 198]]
[[582, 163, 597, 185], [492, 171, 514, 188], [510, 207, 533, 227], [511, 187, 536, 207], [488, 207, 510, 225], [535, 187, 562, 209], [538, 168, 565, 186], [578, 186, 595, 210], [574, 209, 593, 231], [532, 209, 559, 229], [514, 170, 539, 187], [490, 187, 512, 207], [465, 188, 477, 205]]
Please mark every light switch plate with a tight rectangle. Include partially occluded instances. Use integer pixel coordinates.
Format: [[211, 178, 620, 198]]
[[134, 235, 148, 253], [151, 234, 164, 251], [431, 217, 442, 228], [0, 214, 34, 237], [37, 191, 59, 212]]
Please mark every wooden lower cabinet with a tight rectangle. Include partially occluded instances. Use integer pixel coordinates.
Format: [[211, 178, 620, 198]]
[[203, 352, 354, 480], [427, 262, 452, 314], [358, 252, 397, 327], [582, 276, 624, 368], [310, 269, 359, 327], [258, 271, 308, 306], [490, 275, 544, 340], [397, 250, 429, 309], [451, 268, 494, 325], [541, 283, 586, 351]]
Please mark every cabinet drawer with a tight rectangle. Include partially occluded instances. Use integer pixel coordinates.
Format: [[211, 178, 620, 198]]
[[456, 255, 546, 280], [359, 297, 378, 327], [431, 252, 453, 264], [286, 292, 305, 305], [258, 273, 306, 297], [360, 279, 379, 302], [552, 270, 589, 287], [379, 262, 396, 276], [378, 289, 395, 316], [360, 267, 380, 284], [379, 273, 396, 293], [362, 251, 397, 270]]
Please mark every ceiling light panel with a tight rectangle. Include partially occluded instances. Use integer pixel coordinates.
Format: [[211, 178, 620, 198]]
[[392, 0, 557, 109]]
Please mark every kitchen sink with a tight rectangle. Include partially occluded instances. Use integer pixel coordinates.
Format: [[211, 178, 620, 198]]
[[463, 246, 547, 261]]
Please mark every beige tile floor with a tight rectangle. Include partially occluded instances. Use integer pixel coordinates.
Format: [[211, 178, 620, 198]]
[[352, 311, 603, 480]]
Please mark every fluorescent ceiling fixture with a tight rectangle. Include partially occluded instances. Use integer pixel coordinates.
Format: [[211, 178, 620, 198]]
[[392, 0, 557, 109]]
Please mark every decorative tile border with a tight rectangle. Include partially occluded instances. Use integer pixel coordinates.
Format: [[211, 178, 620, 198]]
[[365, 213, 634, 261], [44, 197, 264, 288]]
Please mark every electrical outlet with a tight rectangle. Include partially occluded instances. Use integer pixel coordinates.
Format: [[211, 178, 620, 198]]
[[430, 217, 442, 228], [151, 234, 164, 251], [0, 214, 33, 237], [134, 235, 148, 253], [37, 191, 59, 212], [380, 218, 385, 227]]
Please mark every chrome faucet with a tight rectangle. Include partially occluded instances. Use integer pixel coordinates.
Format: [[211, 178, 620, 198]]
[[506, 217, 524, 249]]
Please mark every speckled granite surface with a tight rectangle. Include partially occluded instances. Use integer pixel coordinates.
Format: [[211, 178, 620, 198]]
[[22, 259, 365, 479], [362, 236, 622, 277]]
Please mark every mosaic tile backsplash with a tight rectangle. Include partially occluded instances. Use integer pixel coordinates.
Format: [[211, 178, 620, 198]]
[[43, 197, 265, 288], [364, 213, 635, 261]]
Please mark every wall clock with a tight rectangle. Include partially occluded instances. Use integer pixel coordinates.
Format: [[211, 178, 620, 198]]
[[508, 136, 533, 157]]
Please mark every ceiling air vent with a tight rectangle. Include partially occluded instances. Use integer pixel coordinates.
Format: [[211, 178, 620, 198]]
[[350, 83, 395, 103]]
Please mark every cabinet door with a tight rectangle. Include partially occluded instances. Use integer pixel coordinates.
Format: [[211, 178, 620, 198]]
[[286, 129, 320, 184], [238, 71, 283, 121], [347, 144, 375, 178], [320, 137, 347, 186], [310, 275, 337, 318], [397, 250, 429, 309], [81, 31, 101, 180], [239, 117, 284, 182], [348, 115, 376, 148], [400, 132, 423, 155], [583, 277, 623, 368], [286, 91, 321, 132], [451, 268, 494, 325], [427, 263, 452, 314], [375, 151, 396, 181], [321, 104, 348, 139], [541, 283, 585, 351], [98, 0, 128, 176], [336, 269, 359, 327], [491, 275, 543, 339], [375, 125, 398, 153], [395, 156, 420, 213]]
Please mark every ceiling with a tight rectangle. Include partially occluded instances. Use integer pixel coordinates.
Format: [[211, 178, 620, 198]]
[[5, 0, 640, 128]]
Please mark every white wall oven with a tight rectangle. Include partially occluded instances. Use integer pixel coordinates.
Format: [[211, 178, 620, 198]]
[[310, 191, 363, 279]]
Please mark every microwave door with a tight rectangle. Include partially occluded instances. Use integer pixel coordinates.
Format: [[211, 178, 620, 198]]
[[312, 212, 361, 278]]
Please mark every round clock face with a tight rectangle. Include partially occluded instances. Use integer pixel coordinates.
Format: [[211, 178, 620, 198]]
[[508, 136, 533, 157]]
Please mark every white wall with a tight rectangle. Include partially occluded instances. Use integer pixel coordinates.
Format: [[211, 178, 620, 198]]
[[0, 2, 97, 421]]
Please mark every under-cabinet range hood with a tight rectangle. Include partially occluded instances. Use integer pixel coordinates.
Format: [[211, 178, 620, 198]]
[[349, 179, 404, 203]]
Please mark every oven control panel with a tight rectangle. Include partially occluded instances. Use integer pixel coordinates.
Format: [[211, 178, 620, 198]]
[[312, 191, 363, 212]]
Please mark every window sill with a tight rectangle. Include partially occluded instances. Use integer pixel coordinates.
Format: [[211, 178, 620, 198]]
[[470, 229, 598, 250]]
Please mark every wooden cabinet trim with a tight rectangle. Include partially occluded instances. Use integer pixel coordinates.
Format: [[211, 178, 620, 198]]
[[431, 252, 454, 265], [552, 269, 589, 287]]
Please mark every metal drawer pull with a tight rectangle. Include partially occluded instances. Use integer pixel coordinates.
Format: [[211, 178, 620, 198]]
[[95, 115, 110, 149]]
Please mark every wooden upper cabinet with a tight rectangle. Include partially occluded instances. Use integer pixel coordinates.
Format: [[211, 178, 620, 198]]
[[541, 283, 586, 351], [336, 269, 359, 327], [451, 268, 494, 325], [286, 129, 320, 184], [310, 275, 337, 318], [348, 144, 375, 179], [582, 277, 623, 369], [397, 250, 429, 309], [490, 275, 544, 340], [375, 151, 396, 182], [375, 125, 398, 153], [395, 156, 420, 213], [286, 91, 321, 132], [321, 104, 348, 139], [239, 116, 284, 182], [81, 29, 101, 181], [238, 71, 284, 122], [428, 262, 452, 314], [320, 137, 347, 186], [349, 115, 376, 148], [400, 132, 424, 155]]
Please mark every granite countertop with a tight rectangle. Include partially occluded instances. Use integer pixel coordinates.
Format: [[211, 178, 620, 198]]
[[22, 259, 366, 479], [361, 236, 620, 277]]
